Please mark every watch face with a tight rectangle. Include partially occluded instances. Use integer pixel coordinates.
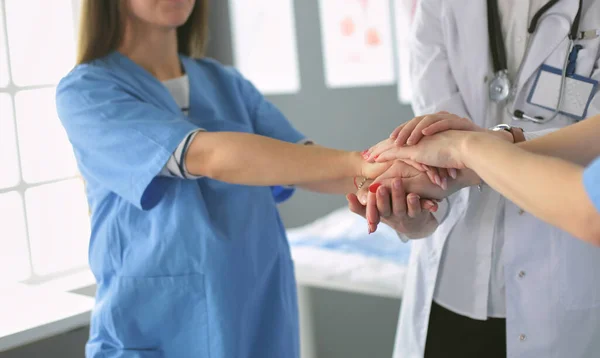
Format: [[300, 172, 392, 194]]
[[492, 124, 510, 131]]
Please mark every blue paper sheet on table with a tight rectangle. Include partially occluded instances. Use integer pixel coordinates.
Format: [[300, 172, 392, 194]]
[[286, 207, 412, 265]]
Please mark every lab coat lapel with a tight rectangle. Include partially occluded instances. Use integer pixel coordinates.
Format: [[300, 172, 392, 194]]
[[517, 0, 579, 90], [449, 0, 489, 125]]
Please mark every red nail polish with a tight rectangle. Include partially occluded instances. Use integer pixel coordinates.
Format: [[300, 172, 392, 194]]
[[373, 155, 379, 160], [369, 183, 382, 193]]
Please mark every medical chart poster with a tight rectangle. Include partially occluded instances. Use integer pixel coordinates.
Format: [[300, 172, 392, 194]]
[[318, 0, 396, 88], [229, 0, 300, 94]]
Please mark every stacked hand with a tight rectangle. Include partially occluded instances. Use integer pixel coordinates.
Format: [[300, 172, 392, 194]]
[[349, 112, 484, 236], [348, 160, 445, 235], [368, 112, 484, 168]]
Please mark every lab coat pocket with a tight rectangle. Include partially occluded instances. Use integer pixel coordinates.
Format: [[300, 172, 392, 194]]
[[572, 36, 600, 77], [106, 274, 209, 357], [572, 48, 595, 77], [557, 234, 600, 310]]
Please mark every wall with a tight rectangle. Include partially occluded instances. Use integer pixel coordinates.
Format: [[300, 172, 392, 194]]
[[306, 289, 401, 358]]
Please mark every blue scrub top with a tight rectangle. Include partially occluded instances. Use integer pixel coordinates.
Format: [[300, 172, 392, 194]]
[[584, 156, 600, 213], [56, 52, 306, 358]]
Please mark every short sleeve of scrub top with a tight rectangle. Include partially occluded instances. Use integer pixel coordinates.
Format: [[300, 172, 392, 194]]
[[56, 67, 198, 211], [584, 156, 600, 213]]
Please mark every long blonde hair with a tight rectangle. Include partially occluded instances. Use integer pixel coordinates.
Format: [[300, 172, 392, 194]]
[[76, 0, 209, 65]]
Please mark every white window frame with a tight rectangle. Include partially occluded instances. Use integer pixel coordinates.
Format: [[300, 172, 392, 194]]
[[0, 0, 87, 285]]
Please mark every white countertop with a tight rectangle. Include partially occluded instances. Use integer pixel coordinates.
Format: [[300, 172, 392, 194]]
[[0, 283, 94, 352], [292, 247, 405, 300]]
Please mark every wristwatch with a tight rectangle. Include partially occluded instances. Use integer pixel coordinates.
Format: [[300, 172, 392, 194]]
[[490, 124, 526, 143]]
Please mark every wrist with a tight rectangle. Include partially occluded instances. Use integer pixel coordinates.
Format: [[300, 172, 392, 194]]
[[346, 151, 365, 177], [488, 124, 526, 143], [353, 151, 373, 178], [460, 132, 485, 169]]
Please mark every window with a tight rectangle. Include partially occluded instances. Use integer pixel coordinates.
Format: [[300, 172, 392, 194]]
[[0, 0, 90, 284]]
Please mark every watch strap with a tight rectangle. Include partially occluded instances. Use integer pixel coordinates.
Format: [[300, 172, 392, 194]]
[[510, 127, 526, 143]]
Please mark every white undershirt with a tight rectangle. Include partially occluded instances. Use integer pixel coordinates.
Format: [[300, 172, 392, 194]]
[[433, 0, 547, 320], [162, 75, 191, 116]]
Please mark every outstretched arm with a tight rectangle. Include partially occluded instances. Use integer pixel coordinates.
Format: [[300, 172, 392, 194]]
[[461, 132, 600, 245], [184, 131, 389, 188]]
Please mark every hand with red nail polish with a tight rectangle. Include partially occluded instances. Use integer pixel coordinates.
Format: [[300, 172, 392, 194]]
[[348, 160, 449, 238], [351, 155, 483, 238], [366, 160, 449, 201], [354, 177, 440, 239]]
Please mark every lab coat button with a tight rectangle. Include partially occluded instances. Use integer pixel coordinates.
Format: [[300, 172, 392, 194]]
[[519, 334, 527, 341], [518, 271, 526, 278], [518, 209, 525, 215]]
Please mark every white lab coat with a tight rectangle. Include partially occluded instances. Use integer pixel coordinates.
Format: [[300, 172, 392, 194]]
[[393, 1, 600, 357]]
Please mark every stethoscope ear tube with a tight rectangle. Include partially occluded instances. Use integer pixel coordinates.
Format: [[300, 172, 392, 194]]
[[487, 0, 508, 73], [528, 0, 561, 34]]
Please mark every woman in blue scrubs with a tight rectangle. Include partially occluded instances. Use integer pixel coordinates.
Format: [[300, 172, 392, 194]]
[[56, 1, 444, 357], [367, 112, 600, 245]]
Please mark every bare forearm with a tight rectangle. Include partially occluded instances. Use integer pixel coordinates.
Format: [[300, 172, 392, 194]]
[[518, 114, 600, 166], [185, 132, 363, 186], [463, 133, 600, 244], [298, 144, 366, 194]]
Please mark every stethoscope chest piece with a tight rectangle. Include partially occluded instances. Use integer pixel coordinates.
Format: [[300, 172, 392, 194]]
[[489, 70, 511, 102]]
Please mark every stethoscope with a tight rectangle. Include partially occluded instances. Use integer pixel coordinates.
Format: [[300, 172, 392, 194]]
[[487, 0, 583, 124]]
